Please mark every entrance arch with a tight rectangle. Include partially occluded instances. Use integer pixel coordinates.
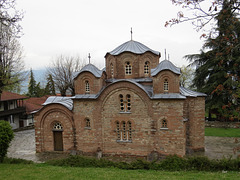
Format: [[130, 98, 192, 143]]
[[53, 122, 63, 151]]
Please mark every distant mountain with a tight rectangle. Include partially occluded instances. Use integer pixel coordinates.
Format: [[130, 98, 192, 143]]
[[21, 69, 48, 94]]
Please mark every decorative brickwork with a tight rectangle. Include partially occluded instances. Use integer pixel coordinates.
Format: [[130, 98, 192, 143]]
[[34, 39, 205, 159]]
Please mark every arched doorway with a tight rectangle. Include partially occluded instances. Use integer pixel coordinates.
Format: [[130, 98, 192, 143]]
[[53, 122, 63, 151]]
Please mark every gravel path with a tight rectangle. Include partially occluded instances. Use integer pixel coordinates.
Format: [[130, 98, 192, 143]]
[[7, 129, 240, 162]]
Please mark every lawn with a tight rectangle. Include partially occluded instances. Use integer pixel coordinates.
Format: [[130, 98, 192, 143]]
[[205, 127, 240, 137], [0, 164, 239, 180]]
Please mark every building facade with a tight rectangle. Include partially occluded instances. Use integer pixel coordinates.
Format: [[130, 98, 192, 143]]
[[35, 40, 206, 159]]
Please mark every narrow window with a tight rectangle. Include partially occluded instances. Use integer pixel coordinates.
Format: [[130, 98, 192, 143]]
[[119, 94, 124, 112], [122, 121, 126, 140], [85, 80, 90, 93], [161, 119, 168, 129], [125, 62, 132, 75], [116, 121, 120, 140], [164, 79, 169, 92], [144, 61, 149, 74], [110, 63, 114, 78], [127, 121, 132, 140], [85, 118, 90, 128], [126, 94, 131, 112]]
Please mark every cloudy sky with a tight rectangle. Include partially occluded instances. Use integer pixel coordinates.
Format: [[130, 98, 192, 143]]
[[16, 0, 205, 70]]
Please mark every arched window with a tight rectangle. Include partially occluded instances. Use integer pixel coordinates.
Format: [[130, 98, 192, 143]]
[[126, 94, 131, 112], [119, 94, 131, 112], [110, 63, 114, 78], [116, 121, 120, 140], [119, 94, 124, 111], [116, 121, 132, 142], [161, 119, 168, 129], [144, 61, 149, 74], [85, 80, 90, 93], [125, 62, 132, 75], [53, 122, 63, 130], [164, 79, 169, 92], [127, 121, 132, 140], [85, 118, 90, 128]]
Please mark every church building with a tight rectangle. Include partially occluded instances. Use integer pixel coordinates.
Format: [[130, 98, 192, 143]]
[[34, 39, 206, 159]]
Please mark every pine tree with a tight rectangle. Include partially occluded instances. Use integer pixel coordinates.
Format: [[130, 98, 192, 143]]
[[27, 69, 37, 97], [186, 0, 240, 121], [45, 74, 56, 95]]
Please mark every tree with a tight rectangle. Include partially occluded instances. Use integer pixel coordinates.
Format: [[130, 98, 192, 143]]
[[48, 55, 85, 96], [27, 69, 37, 97], [45, 74, 56, 95], [0, 121, 14, 163], [185, 0, 240, 121], [0, 0, 24, 95], [166, 0, 240, 36], [180, 65, 195, 89]]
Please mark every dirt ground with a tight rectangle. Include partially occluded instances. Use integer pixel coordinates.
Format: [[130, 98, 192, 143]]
[[7, 129, 240, 162]]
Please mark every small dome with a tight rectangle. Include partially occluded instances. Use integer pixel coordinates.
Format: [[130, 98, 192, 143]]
[[151, 60, 181, 76], [106, 40, 160, 56], [75, 64, 103, 78]]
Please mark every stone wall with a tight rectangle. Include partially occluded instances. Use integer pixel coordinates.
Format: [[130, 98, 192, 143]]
[[205, 121, 240, 129]]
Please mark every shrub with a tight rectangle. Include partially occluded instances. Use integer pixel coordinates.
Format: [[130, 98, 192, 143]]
[[159, 155, 187, 171], [46, 155, 240, 171], [0, 121, 14, 163], [3, 157, 33, 164]]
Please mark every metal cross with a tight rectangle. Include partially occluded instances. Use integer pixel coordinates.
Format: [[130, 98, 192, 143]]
[[131, 27, 133, 40], [88, 53, 91, 64]]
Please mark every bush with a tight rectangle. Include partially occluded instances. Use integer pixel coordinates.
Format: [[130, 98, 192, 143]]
[[159, 155, 187, 171], [46, 155, 240, 171], [0, 121, 14, 163], [3, 157, 33, 164]]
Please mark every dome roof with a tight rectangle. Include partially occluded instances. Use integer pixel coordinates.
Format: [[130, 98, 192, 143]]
[[106, 40, 160, 56], [75, 64, 104, 78], [151, 60, 181, 76]]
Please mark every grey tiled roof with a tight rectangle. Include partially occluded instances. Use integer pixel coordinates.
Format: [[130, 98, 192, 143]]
[[180, 86, 207, 97], [107, 40, 160, 56], [75, 64, 103, 78], [151, 60, 181, 76], [42, 96, 73, 110]]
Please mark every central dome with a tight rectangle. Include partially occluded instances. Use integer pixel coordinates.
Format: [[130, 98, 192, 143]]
[[107, 40, 160, 56]]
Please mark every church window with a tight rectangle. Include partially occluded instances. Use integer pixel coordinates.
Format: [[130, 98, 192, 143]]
[[85, 118, 90, 128], [144, 61, 149, 74], [164, 79, 169, 92], [125, 62, 132, 75], [161, 119, 168, 129], [85, 80, 90, 93], [126, 94, 131, 111], [116, 121, 120, 140], [53, 122, 63, 130], [128, 121, 132, 140], [111, 63, 114, 78], [116, 121, 132, 142], [119, 94, 131, 112]]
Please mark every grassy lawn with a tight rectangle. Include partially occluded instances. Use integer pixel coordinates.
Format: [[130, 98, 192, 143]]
[[0, 163, 239, 180], [205, 127, 240, 137]]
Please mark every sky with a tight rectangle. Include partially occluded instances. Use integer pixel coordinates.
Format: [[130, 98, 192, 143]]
[[16, 0, 205, 70]]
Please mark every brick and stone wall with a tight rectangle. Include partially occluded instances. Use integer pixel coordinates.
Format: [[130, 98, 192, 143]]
[[34, 104, 74, 153]]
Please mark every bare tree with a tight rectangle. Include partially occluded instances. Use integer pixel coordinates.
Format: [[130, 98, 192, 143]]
[[47, 55, 86, 96], [0, 0, 24, 94], [166, 0, 240, 36]]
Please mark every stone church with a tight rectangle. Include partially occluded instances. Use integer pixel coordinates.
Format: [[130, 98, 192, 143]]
[[35, 39, 206, 159]]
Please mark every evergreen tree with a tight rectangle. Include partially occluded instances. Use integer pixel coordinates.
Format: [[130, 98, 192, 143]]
[[27, 69, 37, 97], [45, 74, 56, 95], [185, 0, 240, 121]]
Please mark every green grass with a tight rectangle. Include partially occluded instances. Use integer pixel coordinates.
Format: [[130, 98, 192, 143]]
[[205, 127, 240, 137], [0, 163, 239, 180]]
